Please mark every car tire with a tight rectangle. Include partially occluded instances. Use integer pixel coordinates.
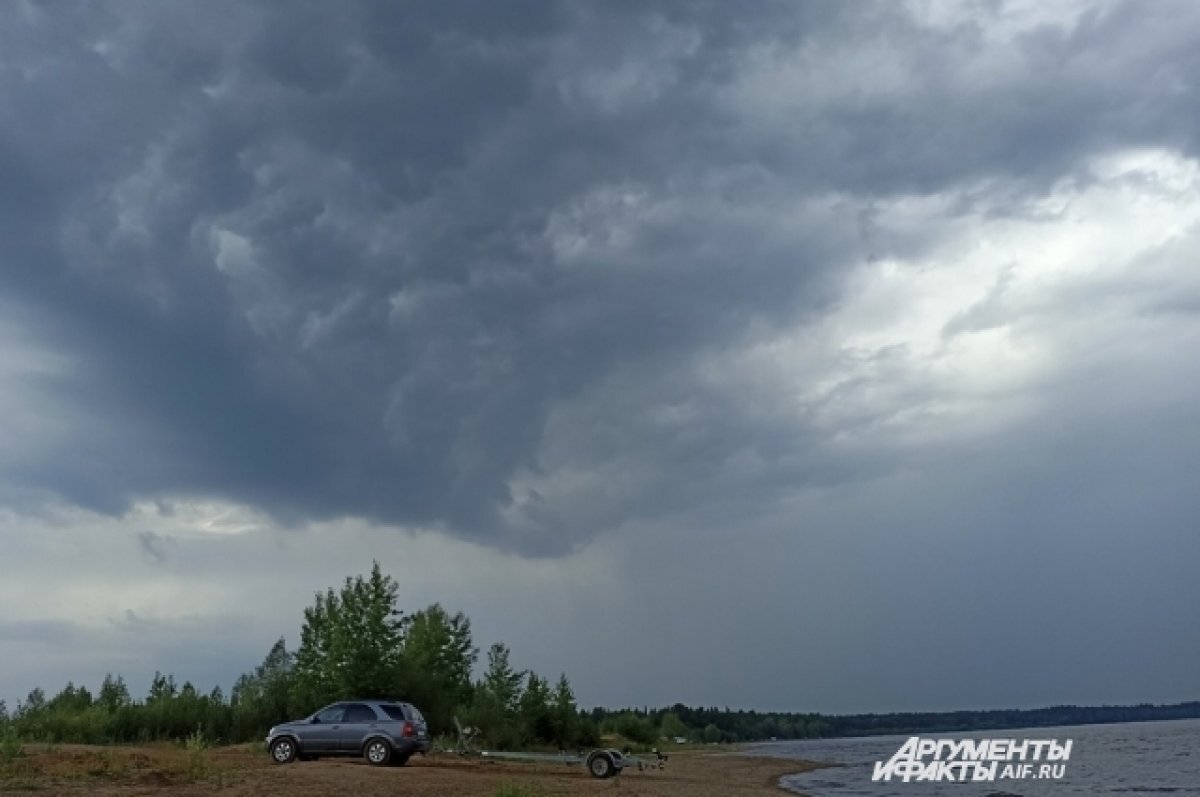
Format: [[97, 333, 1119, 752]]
[[364, 738, 392, 766], [270, 737, 298, 765], [586, 751, 616, 779]]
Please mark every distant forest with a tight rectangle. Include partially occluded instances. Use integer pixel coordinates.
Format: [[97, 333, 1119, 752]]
[[589, 699, 1200, 745], [2, 564, 1197, 748]]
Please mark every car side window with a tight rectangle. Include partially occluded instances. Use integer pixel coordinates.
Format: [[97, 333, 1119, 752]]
[[315, 706, 345, 724], [379, 704, 407, 721], [343, 703, 378, 723]]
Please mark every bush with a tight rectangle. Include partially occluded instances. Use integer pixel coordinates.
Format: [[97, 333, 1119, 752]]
[[184, 726, 211, 782], [606, 712, 658, 746], [0, 726, 22, 764]]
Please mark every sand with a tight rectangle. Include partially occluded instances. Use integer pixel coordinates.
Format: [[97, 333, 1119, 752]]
[[0, 743, 823, 796]]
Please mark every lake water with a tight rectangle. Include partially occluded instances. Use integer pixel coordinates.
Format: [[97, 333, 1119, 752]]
[[745, 718, 1200, 796]]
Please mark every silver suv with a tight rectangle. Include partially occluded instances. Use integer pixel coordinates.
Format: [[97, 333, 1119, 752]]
[[266, 700, 431, 766]]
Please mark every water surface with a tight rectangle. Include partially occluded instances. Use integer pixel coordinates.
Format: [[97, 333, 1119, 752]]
[[745, 718, 1200, 796]]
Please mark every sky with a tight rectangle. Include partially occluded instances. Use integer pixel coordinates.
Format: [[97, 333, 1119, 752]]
[[1, 0, 1199, 716]]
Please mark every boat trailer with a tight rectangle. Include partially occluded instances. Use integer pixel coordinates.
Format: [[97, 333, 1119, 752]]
[[451, 717, 667, 779], [481, 747, 667, 779]]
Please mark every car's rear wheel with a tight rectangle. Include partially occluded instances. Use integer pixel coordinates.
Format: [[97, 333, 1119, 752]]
[[270, 737, 298, 764], [364, 738, 392, 766]]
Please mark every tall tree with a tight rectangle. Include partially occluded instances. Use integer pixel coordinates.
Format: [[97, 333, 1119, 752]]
[[518, 673, 552, 743], [468, 642, 525, 748], [147, 672, 177, 703], [49, 682, 93, 712], [97, 674, 131, 712], [550, 673, 578, 747], [21, 688, 46, 715], [480, 642, 523, 715], [403, 603, 477, 732], [293, 562, 406, 709], [231, 638, 298, 737]]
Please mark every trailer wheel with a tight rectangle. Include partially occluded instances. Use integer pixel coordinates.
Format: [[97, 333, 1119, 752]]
[[587, 751, 616, 779]]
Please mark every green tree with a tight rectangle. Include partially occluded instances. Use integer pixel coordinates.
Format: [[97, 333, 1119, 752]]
[[481, 643, 523, 714], [469, 642, 525, 749], [403, 604, 477, 733], [232, 636, 295, 737], [549, 674, 578, 747], [293, 562, 406, 709], [48, 682, 93, 712], [147, 672, 177, 702], [21, 688, 46, 714], [702, 723, 721, 743], [608, 712, 657, 746], [97, 674, 131, 712], [518, 673, 552, 744], [660, 711, 689, 740]]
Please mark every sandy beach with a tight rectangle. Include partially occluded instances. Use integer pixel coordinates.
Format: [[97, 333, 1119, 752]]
[[0, 743, 822, 796]]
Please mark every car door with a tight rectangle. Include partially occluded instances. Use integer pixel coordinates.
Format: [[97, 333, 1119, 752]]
[[338, 703, 382, 752], [300, 704, 346, 754]]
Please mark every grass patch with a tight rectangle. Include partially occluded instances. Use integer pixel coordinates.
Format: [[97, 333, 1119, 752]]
[[86, 747, 128, 779], [0, 740, 259, 792], [494, 781, 548, 797]]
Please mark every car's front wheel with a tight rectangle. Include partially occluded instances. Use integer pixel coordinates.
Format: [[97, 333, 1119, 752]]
[[270, 737, 298, 764], [364, 738, 392, 766]]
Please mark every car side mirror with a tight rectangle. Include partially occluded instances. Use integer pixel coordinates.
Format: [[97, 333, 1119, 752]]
[[311, 717, 320, 724]]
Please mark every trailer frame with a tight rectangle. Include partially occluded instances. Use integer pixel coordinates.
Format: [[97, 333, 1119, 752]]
[[479, 747, 666, 779], [447, 717, 667, 779]]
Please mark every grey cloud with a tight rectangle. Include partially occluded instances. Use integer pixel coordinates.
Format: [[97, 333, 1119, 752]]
[[136, 530, 174, 564], [0, 619, 83, 644], [2, 0, 1200, 559], [0, 612, 264, 706], [942, 266, 1017, 338]]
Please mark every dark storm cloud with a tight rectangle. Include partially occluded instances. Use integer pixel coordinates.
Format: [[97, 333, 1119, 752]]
[[3, 0, 1200, 554]]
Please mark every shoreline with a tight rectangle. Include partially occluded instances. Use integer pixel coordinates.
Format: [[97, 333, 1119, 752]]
[[735, 742, 833, 797]]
